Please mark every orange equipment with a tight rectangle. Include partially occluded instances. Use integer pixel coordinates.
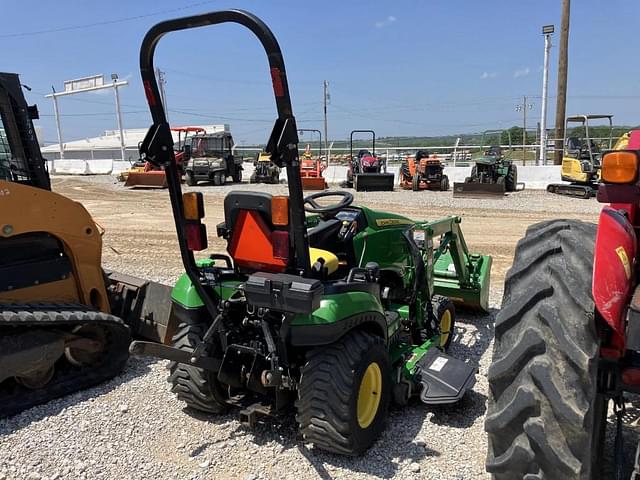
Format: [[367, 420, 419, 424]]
[[399, 150, 449, 191], [300, 143, 328, 190], [123, 127, 205, 188]]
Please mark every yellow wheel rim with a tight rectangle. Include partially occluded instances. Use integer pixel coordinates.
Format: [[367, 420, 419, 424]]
[[439, 310, 452, 347], [357, 362, 382, 428]]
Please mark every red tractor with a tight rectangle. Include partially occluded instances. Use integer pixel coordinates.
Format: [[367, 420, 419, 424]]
[[485, 131, 640, 479]]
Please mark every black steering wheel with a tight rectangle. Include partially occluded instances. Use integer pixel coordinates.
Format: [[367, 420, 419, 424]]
[[304, 190, 354, 215]]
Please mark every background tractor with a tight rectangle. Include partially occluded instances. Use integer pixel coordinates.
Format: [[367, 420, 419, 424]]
[[0, 72, 171, 417], [547, 114, 614, 199], [453, 130, 519, 197], [250, 151, 280, 184], [183, 131, 243, 186], [130, 10, 492, 456], [486, 145, 640, 479], [399, 150, 450, 191], [298, 128, 327, 190], [344, 130, 394, 192]]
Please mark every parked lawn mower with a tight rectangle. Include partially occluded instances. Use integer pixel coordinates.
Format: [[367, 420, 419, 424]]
[[546, 114, 614, 199], [485, 146, 640, 479], [250, 151, 280, 184], [345, 130, 394, 192], [131, 9, 492, 456], [453, 130, 520, 198], [400, 150, 450, 191], [298, 129, 327, 190]]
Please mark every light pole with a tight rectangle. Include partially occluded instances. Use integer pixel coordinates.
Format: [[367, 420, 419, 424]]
[[539, 25, 554, 165], [516, 97, 534, 164], [111, 73, 126, 163]]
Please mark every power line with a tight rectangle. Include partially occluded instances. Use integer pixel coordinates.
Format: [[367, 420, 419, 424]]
[[0, 1, 220, 38]]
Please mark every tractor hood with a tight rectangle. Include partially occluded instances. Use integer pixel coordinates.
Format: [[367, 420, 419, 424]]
[[360, 155, 379, 167]]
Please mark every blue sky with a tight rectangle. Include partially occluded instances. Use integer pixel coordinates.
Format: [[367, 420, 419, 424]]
[[3, 0, 639, 144]]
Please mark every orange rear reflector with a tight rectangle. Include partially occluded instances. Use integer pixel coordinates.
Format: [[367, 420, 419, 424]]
[[183, 192, 205, 220], [228, 210, 287, 272], [271, 196, 289, 226], [602, 151, 639, 184]]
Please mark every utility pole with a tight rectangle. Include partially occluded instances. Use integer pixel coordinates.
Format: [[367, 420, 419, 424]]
[[156, 68, 168, 122], [554, 0, 570, 164], [51, 86, 64, 166], [323, 80, 329, 159], [516, 96, 533, 165], [539, 25, 554, 165], [112, 74, 126, 163]]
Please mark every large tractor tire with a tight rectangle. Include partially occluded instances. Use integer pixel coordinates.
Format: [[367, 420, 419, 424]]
[[485, 220, 606, 480], [505, 165, 518, 192], [296, 330, 391, 455], [167, 314, 227, 414]]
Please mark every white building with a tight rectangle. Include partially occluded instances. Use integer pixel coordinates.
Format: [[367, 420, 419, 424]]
[[41, 124, 229, 162]]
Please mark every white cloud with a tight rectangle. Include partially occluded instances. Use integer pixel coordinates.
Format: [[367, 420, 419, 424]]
[[513, 67, 531, 78], [480, 71, 497, 80], [375, 16, 397, 28]]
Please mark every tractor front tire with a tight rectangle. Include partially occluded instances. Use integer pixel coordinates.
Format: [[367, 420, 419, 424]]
[[412, 174, 421, 191], [506, 165, 518, 192], [485, 220, 605, 480], [296, 330, 391, 455], [440, 175, 450, 191], [167, 315, 227, 414], [432, 295, 455, 350], [185, 171, 196, 186]]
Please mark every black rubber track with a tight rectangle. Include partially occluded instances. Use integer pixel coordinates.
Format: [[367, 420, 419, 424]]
[[167, 319, 227, 414], [0, 303, 130, 418], [296, 330, 391, 455], [485, 220, 604, 480]]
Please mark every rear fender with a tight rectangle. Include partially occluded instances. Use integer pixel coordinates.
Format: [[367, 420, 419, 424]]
[[593, 206, 636, 349]]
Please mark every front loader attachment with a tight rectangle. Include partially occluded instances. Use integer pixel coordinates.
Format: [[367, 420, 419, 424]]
[[301, 176, 327, 190], [452, 181, 505, 198], [354, 173, 395, 192], [124, 170, 168, 189]]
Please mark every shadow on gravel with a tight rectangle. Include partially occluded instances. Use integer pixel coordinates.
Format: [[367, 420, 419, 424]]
[[451, 307, 497, 369], [0, 356, 155, 436], [602, 396, 640, 479]]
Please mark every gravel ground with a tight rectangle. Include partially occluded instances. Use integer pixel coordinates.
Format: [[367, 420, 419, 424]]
[[1, 176, 626, 480]]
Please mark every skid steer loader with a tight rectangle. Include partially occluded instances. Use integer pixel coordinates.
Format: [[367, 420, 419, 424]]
[[0, 72, 171, 417], [130, 9, 492, 456]]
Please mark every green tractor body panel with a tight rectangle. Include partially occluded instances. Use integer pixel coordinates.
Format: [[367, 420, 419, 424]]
[[291, 291, 384, 327], [171, 258, 242, 308]]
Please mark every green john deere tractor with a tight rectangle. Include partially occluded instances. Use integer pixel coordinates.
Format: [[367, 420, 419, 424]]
[[130, 9, 492, 455]]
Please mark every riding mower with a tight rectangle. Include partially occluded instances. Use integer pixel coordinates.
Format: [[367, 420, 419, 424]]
[[130, 10, 492, 455], [298, 129, 327, 190], [400, 150, 450, 191], [453, 130, 520, 198], [250, 151, 280, 184], [344, 130, 394, 192]]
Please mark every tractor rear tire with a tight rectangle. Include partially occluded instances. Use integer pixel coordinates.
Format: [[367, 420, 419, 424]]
[[412, 174, 421, 191], [506, 165, 517, 192], [167, 315, 227, 414], [296, 330, 391, 455], [485, 220, 605, 480], [232, 169, 242, 183]]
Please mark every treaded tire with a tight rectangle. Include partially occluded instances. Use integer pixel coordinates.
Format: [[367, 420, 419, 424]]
[[167, 317, 227, 414], [296, 330, 391, 455], [412, 173, 421, 191], [185, 171, 196, 186], [432, 295, 455, 350], [485, 220, 605, 480], [506, 165, 517, 192], [440, 175, 449, 191]]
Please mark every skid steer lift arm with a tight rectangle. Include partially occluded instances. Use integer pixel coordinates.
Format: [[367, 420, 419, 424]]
[[138, 10, 310, 325]]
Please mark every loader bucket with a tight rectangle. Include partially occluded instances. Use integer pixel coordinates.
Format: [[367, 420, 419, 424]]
[[433, 251, 492, 312], [124, 171, 168, 188], [301, 176, 328, 190], [452, 182, 505, 198], [354, 173, 395, 192]]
